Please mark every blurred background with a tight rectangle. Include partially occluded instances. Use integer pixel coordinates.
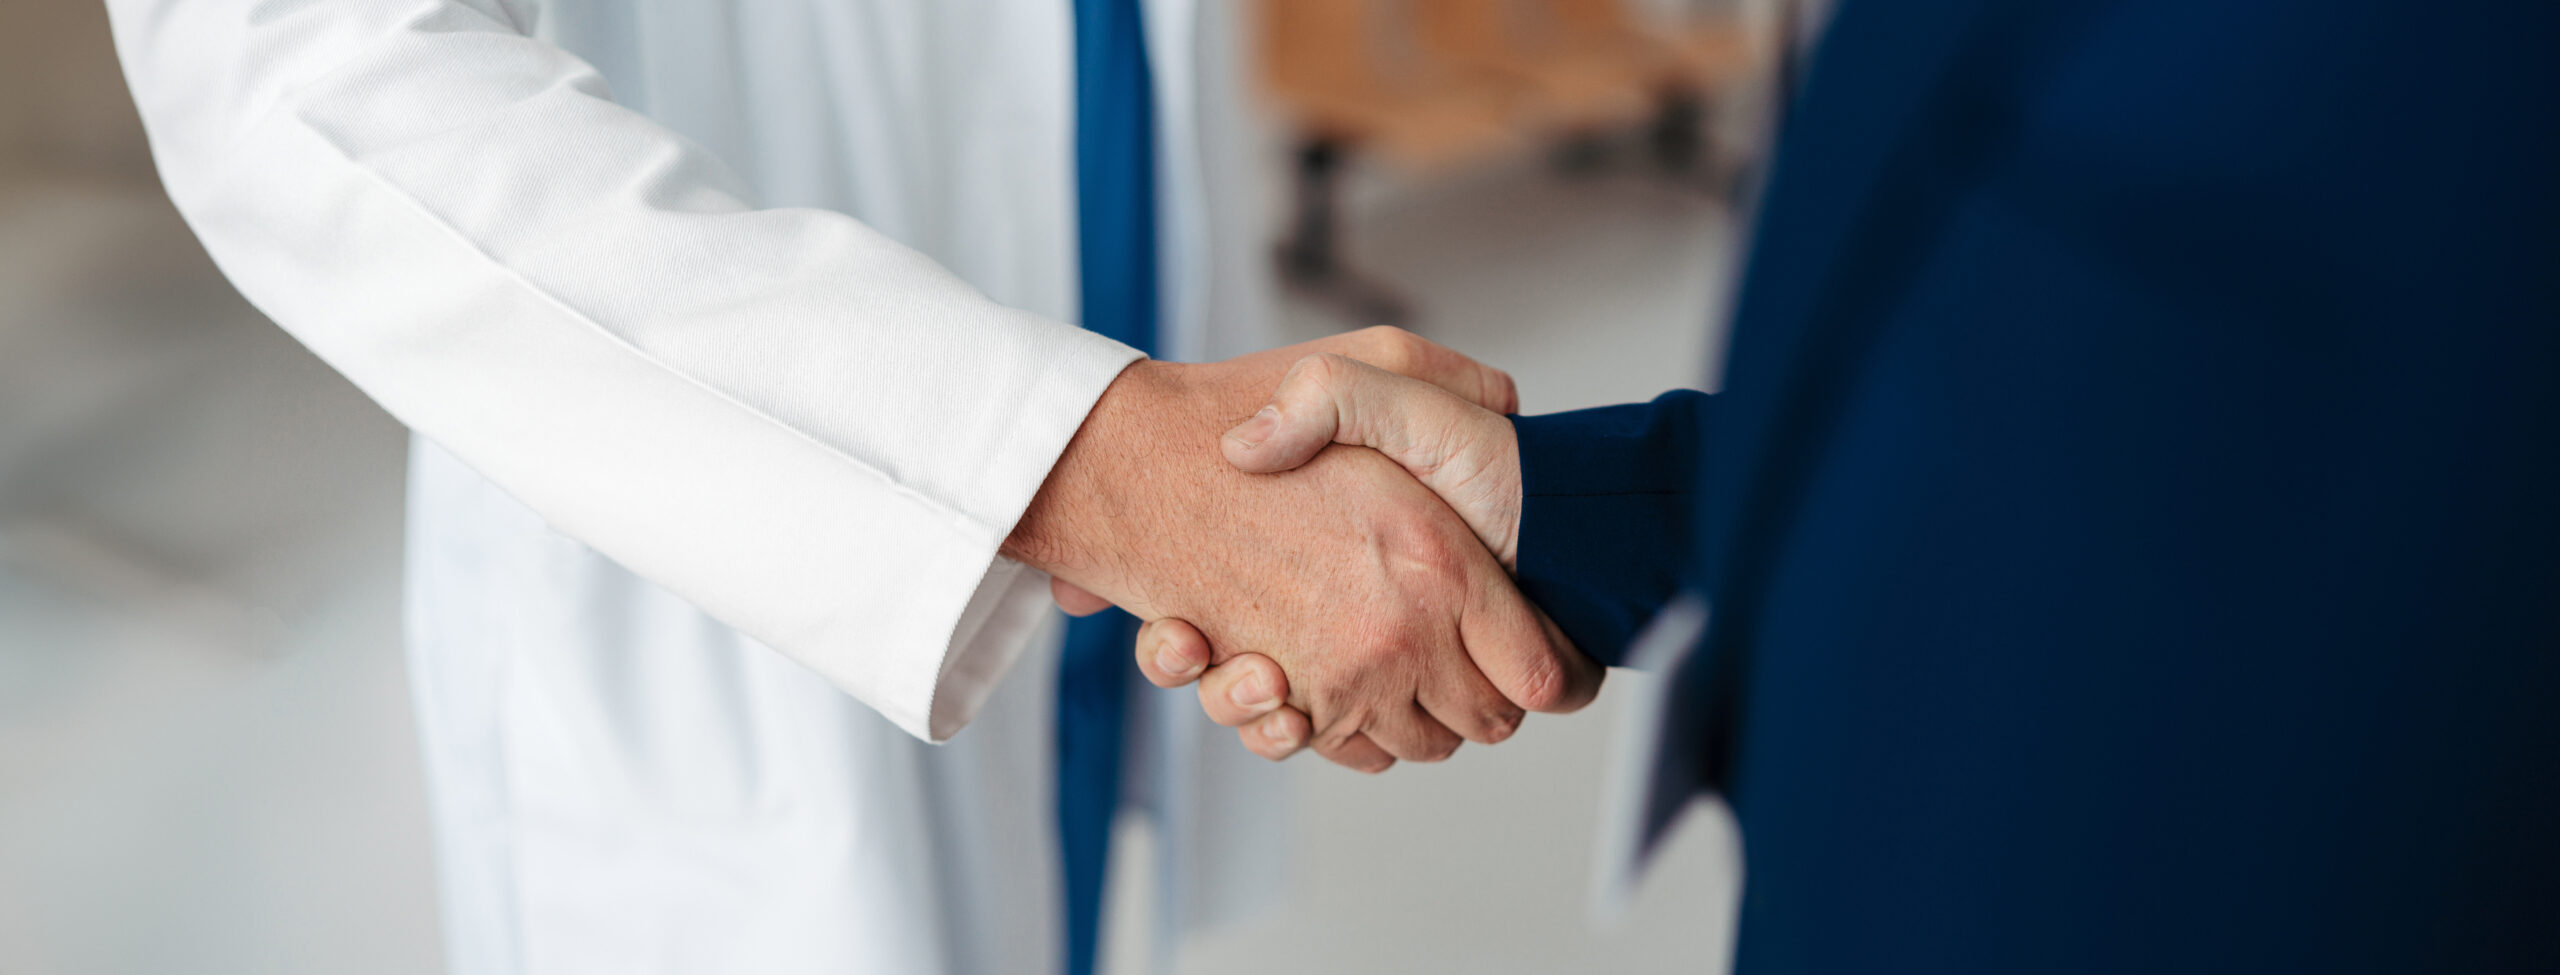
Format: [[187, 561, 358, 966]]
[[0, 1, 1781, 972]]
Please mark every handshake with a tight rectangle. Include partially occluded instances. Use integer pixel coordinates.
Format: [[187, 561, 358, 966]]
[[1004, 328, 1600, 772]]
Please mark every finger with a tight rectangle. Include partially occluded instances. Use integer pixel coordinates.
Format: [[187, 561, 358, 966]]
[[1223, 353, 1411, 474], [1224, 353, 1522, 563], [1361, 702, 1466, 763], [1339, 325, 1519, 413], [1312, 731, 1397, 774], [1051, 576, 1114, 617], [1477, 363, 1520, 415], [1224, 353, 1500, 485], [1196, 654, 1289, 727], [1238, 707, 1311, 761], [1416, 654, 1528, 745], [1533, 606, 1600, 704], [1133, 618, 1209, 688], [1462, 578, 1606, 715]]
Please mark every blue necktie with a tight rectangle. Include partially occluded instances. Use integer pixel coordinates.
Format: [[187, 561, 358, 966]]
[[1060, 2, 1155, 974]]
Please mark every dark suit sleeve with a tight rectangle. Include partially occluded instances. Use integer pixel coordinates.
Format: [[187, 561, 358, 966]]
[[1508, 390, 1712, 667]]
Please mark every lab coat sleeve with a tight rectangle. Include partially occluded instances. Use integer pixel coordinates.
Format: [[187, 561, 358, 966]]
[[103, 0, 1142, 742]]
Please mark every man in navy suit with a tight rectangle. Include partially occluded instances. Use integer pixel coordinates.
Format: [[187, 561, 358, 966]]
[[1142, 0, 2560, 970]]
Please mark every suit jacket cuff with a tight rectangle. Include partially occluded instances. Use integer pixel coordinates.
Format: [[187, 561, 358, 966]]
[[1511, 390, 1713, 666]]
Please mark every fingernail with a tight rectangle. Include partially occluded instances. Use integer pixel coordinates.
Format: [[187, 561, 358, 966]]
[[1225, 405, 1280, 448], [1263, 715, 1300, 749], [1230, 673, 1276, 712], [1154, 644, 1200, 680]]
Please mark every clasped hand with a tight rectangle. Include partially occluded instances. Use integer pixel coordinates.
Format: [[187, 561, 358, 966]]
[[1014, 330, 1586, 773]]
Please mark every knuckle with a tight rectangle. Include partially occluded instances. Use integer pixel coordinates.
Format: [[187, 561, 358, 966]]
[[1243, 654, 1288, 693], [1301, 352, 1358, 392], [1350, 325, 1421, 371], [1134, 630, 1171, 670], [1487, 368, 1520, 413], [1310, 716, 1365, 753], [1245, 729, 1291, 762], [1197, 679, 1249, 725], [1312, 740, 1356, 768], [1509, 652, 1570, 713], [1264, 710, 1308, 749], [1412, 734, 1460, 763], [1313, 729, 1391, 773], [1386, 548, 1468, 604], [1376, 519, 1467, 590], [1548, 654, 1602, 713], [1478, 706, 1525, 744], [1354, 324, 1415, 345]]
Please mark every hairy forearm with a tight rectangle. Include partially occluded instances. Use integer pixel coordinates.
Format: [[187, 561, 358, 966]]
[[1002, 360, 1169, 592], [1004, 339, 1392, 606], [1004, 359, 1249, 616]]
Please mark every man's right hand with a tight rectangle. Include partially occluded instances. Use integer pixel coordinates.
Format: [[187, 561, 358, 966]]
[[1003, 330, 1596, 769], [1129, 351, 1560, 767]]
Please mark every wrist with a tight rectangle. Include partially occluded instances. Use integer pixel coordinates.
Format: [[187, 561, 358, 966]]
[[1003, 358, 1214, 607]]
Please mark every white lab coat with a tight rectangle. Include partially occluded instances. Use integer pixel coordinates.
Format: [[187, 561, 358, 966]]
[[104, 0, 1286, 971]]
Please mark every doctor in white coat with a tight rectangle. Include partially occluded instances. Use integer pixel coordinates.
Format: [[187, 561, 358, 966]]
[[100, 0, 1594, 972]]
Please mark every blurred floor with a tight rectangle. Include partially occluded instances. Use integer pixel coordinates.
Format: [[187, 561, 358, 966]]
[[0, 153, 1739, 973]]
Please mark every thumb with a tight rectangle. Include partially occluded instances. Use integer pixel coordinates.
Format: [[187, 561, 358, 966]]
[[1223, 353, 1521, 563], [1223, 352, 1487, 476]]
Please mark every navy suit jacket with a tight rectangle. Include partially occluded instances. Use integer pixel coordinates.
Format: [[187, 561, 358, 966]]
[[1511, 1, 2559, 971]]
